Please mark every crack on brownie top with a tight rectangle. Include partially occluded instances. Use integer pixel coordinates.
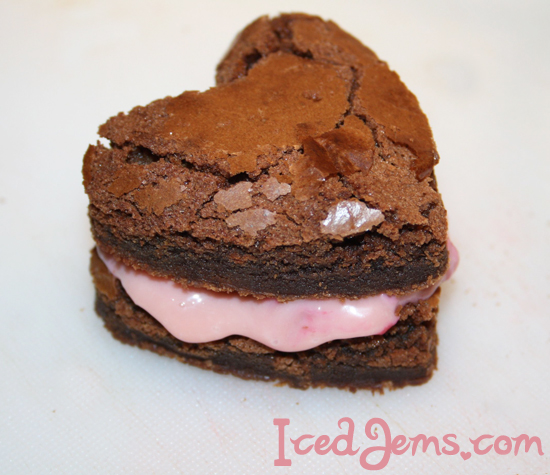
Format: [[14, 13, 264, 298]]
[[243, 49, 263, 72], [125, 145, 161, 165]]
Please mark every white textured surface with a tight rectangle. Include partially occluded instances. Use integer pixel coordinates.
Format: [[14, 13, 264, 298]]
[[1, 1, 549, 473]]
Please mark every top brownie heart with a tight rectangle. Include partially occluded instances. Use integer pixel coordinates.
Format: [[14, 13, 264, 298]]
[[83, 13, 448, 300]]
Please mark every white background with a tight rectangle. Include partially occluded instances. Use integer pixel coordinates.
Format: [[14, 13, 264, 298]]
[[1, 0, 549, 473]]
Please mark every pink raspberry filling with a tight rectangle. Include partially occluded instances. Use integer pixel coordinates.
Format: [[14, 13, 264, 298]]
[[99, 241, 458, 352]]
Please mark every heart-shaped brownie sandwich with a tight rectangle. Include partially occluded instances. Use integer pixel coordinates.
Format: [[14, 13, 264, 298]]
[[84, 13, 457, 391]]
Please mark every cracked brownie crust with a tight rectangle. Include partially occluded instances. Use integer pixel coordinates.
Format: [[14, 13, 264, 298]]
[[83, 13, 448, 301]]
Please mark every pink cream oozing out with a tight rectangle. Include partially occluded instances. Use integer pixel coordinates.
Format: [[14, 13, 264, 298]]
[[98, 241, 458, 352]]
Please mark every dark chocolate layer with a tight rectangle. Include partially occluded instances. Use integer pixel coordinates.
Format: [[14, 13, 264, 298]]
[[91, 217, 447, 299]]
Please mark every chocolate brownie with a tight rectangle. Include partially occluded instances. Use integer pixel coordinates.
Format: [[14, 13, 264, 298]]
[[83, 13, 456, 390]]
